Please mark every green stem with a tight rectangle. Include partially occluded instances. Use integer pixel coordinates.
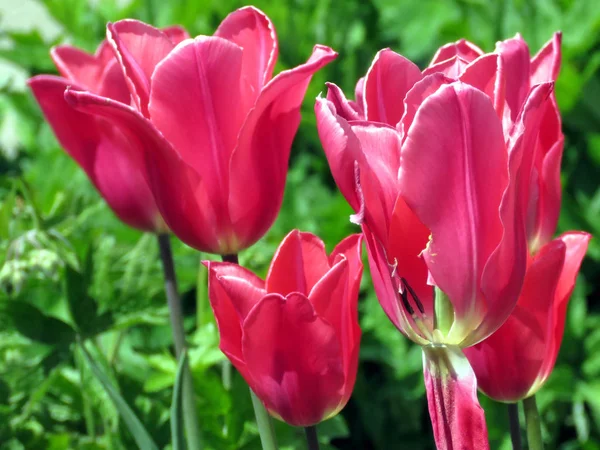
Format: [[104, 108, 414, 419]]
[[250, 388, 279, 450], [523, 395, 544, 450], [507, 402, 522, 450], [157, 233, 203, 450], [304, 425, 320, 450], [76, 343, 96, 438], [196, 254, 209, 328], [221, 253, 278, 449]]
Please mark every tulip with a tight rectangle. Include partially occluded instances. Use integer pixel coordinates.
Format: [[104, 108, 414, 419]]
[[61, 7, 337, 255], [28, 26, 189, 231], [316, 34, 562, 449], [460, 35, 592, 404], [463, 232, 590, 402], [205, 230, 363, 427]]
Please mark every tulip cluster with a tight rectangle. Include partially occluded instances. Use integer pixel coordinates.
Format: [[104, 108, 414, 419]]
[[29, 4, 591, 450]]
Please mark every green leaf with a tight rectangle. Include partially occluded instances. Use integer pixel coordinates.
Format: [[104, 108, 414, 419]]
[[171, 351, 187, 450], [80, 343, 159, 450]]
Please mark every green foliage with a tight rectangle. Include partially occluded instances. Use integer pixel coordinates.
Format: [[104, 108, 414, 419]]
[[1, 0, 599, 449]]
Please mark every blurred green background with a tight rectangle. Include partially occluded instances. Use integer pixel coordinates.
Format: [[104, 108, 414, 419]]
[[1, 0, 599, 448]]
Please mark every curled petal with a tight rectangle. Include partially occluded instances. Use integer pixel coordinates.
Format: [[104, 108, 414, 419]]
[[399, 73, 452, 139], [363, 49, 422, 126], [266, 229, 330, 296], [51, 46, 105, 91], [227, 45, 337, 249], [495, 35, 531, 124], [206, 261, 266, 320], [422, 55, 470, 79], [107, 19, 175, 115], [242, 293, 345, 426], [531, 32, 562, 84], [215, 6, 278, 98], [459, 54, 505, 116], [205, 261, 251, 379], [326, 82, 361, 121], [430, 39, 484, 66]]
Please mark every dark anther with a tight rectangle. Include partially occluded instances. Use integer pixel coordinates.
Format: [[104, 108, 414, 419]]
[[401, 277, 426, 315], [399, 286, 415, 315]]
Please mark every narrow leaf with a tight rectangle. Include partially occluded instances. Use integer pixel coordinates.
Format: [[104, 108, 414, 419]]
[[80, 342, 159, 450]]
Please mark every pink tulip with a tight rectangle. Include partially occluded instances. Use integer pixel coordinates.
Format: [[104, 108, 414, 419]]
[[33, 7, 336, 254], [205, 230, 363, 426], [28, 27, 188, 231], [316, 34, 564, 449], [464, 232, 590, 402]]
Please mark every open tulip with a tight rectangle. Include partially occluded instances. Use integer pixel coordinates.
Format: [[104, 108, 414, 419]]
[[205, 230, 363, 427], [28, 26, 189, 231], [316, 35, 562, 449], [60, 7, 337, 255]]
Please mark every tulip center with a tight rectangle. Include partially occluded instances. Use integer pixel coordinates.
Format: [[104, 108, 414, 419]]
[[392, 259, 455, 345]]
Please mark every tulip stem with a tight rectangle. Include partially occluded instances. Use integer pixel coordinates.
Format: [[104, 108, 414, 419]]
[[304, 425, 320, 450], [157, 233, 203, 450], [523, 395, 544, 450], [250, 388, 279, 450], [221, 253, 278, 450], [507, 402, 522, 450]]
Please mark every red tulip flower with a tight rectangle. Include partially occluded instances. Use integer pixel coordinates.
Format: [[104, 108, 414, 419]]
[[464, 232, 590, 402], [57, 7, 336, 254], [316, 34, 564, 449], [461, 35, 592, 403], [205, 230, 363, 427], [28, 26, 189, 231]]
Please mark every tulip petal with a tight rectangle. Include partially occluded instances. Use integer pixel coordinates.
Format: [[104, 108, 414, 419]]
[[215, 6, 278, 97], [355, 76, 365, 116], [64, 88, 230, 244], [544, 232, 591, 379], [470, 84, 554, 345], [459, 54, 505, 116], [430, 39, 484, 66], [107, 20, 175, 115], [29, 76, 98, 173], [162, 26, 190, 45], [399, 83, 508, 341], [97, 59, 131, 103], [495, 35, 531, 123], [531, 32, 562, 84], [423, 345, 489, 450], [363, 225, 429, 345], [205, 261, 251, 379], [228, 45, 337, 248], [266, 230, 330, 296], [326, 82, 361, 121], [206, 260, 266, 321], [399, 73, 452, 139], [149, 36, 245, 233], [422, 55, 470, 78], [242, 293, 345, 426], [363, 49, 422, 126], [315, 95, 365, 210], [349, 122, 402, 242], [29, 76, 160, 231], [464, 239, 566, 402], [387, 196, 432, 317], [51, 46, 104, 91]]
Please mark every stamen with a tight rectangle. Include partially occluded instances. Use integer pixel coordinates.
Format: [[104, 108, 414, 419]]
[[401, 277, 426, 315], [399, 288, 415, 315]]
